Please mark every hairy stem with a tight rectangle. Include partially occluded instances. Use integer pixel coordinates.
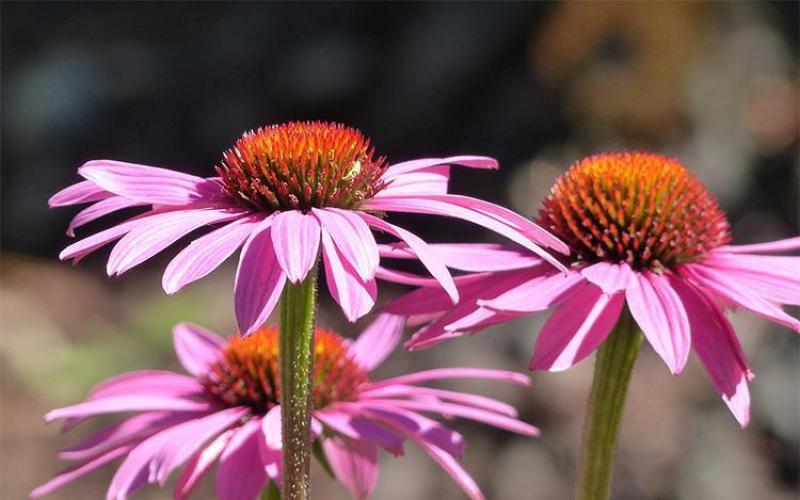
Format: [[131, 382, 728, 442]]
[[577, 307, 642, 500], [279, 265, 318, 500]]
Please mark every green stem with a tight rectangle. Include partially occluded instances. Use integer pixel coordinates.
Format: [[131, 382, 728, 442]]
[[576, 307, 642, 500], [279, 265, 318, 500]]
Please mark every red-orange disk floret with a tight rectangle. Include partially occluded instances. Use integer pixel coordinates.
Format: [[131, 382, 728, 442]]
[[537, 152, 731, 272], [202, 327, 369, 414], [216, 121, 388, 212]]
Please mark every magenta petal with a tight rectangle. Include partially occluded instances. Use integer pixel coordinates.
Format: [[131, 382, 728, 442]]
[[626, 272, 691, 375], [106, 208, 246, 276], [86, 370, 203, 401], [315, 410, 404, 456], [321, 228, 376, 322], [367, 368, 530, 390], [45, 396, 211, 422], [234, 220, 287, 335], [349, 314, 406, 371], [670, 279, 752, 427], [361, 212, 458, 302], [531, 286, 624, 371], [313, 208, 378, 281], [260, 406, 283, 450], [323, 437, 379, 500], [174, 430, 233, 500], [479, 270, 585, 313], [361, 385, 518, 418], [78, 160, 225, 205], [162, 215, 263, 294], [59, 211, 159, 262], [271, 210, 321, 284], [66, 196, 147, 237], [216, 418, 268, 500], [717, 236, 800, 254], [172, 323, 226, 378], [700, 253, 800, 305], [379, 164, 451, 196], [581, 262, 636, 294], [49, 180, 112, 207], [31, 445, 134, 498]]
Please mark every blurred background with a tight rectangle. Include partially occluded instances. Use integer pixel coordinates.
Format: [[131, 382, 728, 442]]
[[1, 1, 798, 499]]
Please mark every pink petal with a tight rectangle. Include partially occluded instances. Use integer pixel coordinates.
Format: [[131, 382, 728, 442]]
[[682, 264, 800, 332], [172, 323, 226, 378], [216, 418, 268, 500], [162, 215, 263, 294], [360, 384, 519, 417], [359, 399, 539, 436], [478, 270, 586, 313], [323, 437, 379, 500], [670, 278, 752, 427], [379, 164, 451, 196], [49, 180, 112, 207], [260, 406, 283, 450], [45, 396, 211, 422], [234, 220, 287, 335], [626, 272, 691, 375], [59, 210, 163, 262], [362, 195, 568, 270], [382, 272, 497, 315], [530, 286, 624, 371], [271, 210, 322, 284], [367, 368, 530, 390], [381, 155, 498, 180], [361, 212, 458, 302], [78, 160, 226, 206], [580, 262, 636, 294], [151, 407, 250, 485], [321, 228, 376, 322], [66, 196, 147, 237], [349, 313, 406, 371], [717, 236, 800, 254], [85, 370, 203, 401], [315, 410, 404, 456], [174, 430, 233, 500], [106, 208, 247, 276], [700, 253, 800, 305], [31, 445, 134, 498], [313, 208, 378, 281], [59, 412, 187, 462]]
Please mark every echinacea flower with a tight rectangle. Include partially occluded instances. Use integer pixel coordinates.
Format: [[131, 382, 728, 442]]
[[34, 314, 538, 500], [384, 152, 800, 427], [50, 121, 567, 333]]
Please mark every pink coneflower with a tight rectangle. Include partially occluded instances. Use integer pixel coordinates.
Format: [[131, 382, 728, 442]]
[[34, 315, 538, 500], [385, 152, 799, 427], [49, 121, 567, 333]]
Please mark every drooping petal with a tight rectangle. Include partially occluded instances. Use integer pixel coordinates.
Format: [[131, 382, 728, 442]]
[[323, 437, 379, 500], [670, 278, 753, 427], [172, 323, 226, 378], [361, 195, 568, 269], [313, 208, 378, 281], [717, 236, 800, 254], [366, 368, 530, 391], [59, 210, 165, 262], [85, 370, 204, 402], [271, 210, 321, 284], [260, 405, 283, 450], [381, 155, 498, 180], [478, 270, 586, 313], [106, 208, 247, 276], [78, 160, 226, 206], [530, 286, 624, 371], [162, 215, 263, 294], [360, 384, 519, 418], [216, 418, 268, 500], [626, 272, 691, 375], [45, 396, 211, 423], [66, 196, 147, 237], [49, 180, 112, 207], [321, 228, 376, 322], [349, 314, 406, 371], [174, 430, 233, 500], [379, 164, 451, 196], [699, 253, 800, 305], [234, 219, 287, 335], [580, 262, 636, 295], [31, 445, 134, 498], [315, 410, 404, 456], [682, 264, 800, 332]]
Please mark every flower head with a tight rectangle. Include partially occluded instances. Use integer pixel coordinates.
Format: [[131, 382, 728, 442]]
[[50, 121, 567, 332], [384, 152, 800, 427], [34, 315, 538, 500]]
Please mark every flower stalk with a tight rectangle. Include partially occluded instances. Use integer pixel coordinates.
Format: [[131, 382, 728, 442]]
[[577, 307, 642, 500], [279, 264, 319, 500]]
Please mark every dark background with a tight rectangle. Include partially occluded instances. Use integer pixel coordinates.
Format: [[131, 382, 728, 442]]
[[2, 2, 798, 499]]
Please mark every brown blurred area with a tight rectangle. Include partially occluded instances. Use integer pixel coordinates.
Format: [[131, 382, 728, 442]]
[[1, 2, 798, 499]]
